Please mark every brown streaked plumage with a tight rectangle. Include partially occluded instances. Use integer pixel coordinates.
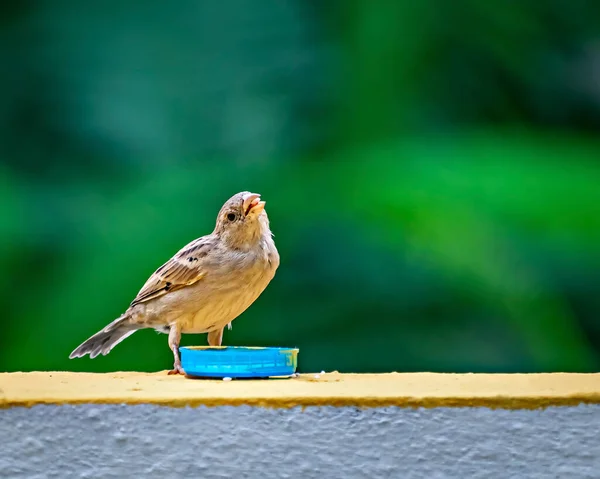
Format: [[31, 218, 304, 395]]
[[69, 191, 279, 374]]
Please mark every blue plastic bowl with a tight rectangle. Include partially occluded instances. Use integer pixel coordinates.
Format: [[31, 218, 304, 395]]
[[180, 346, 299, 379]]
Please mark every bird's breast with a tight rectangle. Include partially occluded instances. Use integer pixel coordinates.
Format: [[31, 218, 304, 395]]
[[181, 244, 278, 333]]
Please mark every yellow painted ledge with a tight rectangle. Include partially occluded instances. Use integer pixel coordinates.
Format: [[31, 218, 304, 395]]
[[2, 372, 600, 410]]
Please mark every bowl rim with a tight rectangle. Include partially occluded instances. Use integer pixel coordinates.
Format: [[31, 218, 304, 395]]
[[180, 346, 298, 352]]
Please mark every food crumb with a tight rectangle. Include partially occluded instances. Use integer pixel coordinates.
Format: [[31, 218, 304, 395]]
[[314, 374, 320, 379]]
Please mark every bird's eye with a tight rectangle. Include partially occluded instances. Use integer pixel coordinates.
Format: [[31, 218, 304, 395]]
[[226, 212, 237, 222]]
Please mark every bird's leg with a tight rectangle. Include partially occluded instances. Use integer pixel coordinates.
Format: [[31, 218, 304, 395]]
[[207, 327, 224, 347], [167, 324, 184, 375]]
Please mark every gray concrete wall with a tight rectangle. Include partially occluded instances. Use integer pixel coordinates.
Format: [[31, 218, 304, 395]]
[[1, 405, 599, 478]]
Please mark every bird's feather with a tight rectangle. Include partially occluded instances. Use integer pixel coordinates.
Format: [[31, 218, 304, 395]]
[[130, 236, 215, 307]]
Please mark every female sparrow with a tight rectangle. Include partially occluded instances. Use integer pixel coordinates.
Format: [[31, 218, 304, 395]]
[[70, 191, 279, 374]]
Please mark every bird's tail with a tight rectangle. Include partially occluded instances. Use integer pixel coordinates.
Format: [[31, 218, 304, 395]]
[[69, 313, 138, 359]]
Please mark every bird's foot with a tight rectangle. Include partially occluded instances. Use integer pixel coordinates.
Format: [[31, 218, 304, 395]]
[[167, 361, 185, 375]]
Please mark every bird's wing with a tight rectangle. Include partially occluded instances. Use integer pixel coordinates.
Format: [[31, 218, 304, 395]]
[[129, 236, 215, 307]]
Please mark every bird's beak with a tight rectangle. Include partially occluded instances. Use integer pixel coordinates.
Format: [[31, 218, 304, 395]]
[[243, 193, 265, 216]]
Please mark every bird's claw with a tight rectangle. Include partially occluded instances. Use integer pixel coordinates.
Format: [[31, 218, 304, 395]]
[[168, 362, 185, 375]]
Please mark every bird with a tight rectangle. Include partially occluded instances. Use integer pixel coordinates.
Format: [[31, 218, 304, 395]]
[[69, 191, 280, 374]]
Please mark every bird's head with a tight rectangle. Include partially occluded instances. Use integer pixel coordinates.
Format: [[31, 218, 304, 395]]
[[214, 191, 272, 249]]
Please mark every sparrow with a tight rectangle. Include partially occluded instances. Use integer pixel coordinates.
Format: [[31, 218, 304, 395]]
[[69, 191, 280, 374]]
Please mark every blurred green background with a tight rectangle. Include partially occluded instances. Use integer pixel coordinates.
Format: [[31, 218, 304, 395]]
[[1, 1, 600, 374]]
